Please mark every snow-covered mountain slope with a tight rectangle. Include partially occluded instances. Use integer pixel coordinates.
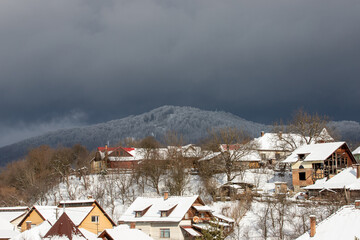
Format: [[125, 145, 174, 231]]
[[0, 106, 268, 165]]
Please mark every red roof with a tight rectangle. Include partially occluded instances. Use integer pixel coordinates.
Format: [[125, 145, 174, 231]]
[[97, 146, 122, 152], [221, 144, 241, 151], [97, 146, 135, 153], [123, 148, 135, 152], [44, 212, 85, 240]]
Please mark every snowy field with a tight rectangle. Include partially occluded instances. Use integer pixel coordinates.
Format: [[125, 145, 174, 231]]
[[41, 169, 338, 240]]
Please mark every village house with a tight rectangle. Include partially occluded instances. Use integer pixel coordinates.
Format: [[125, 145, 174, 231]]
[[119, 193, 234, 240], [18, 199, 115, 235], [91, 144, 202, 173], [12, 212, 98, 240], [90, 145, 142, 173], [283, 142, 357, 191], [296, 201, 360, 239], [253, 128, 333, 165]]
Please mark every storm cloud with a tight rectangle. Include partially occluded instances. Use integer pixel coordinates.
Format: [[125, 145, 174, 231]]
[[0, 0, 360, 146]]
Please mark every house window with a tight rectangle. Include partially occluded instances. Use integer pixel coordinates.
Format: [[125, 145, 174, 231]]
[[91, 216, 99, 223], [299, 172, 306, 181], [261, 154, 266, 160], [160, 229, 170, 238], [200, 213, 205, 218], [135, 211, 142, 218], [298, 154, 305, 160], [275, 153, 280, 160], [160, 211, 167, 217]]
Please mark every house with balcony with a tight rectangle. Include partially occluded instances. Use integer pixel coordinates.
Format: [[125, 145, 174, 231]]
[[283, 142, 357, 191]]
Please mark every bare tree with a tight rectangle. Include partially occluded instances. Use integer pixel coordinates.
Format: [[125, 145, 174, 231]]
[[136, 136, 166, 194], [202, 127, 258, 182], [163, 131, 190, 196], [273, 109, 331, 151]]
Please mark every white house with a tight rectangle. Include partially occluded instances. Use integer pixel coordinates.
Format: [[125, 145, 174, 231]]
[[119, 193, 234, 240]]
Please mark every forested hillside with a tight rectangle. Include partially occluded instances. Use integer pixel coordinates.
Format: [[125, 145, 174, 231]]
[[0, 106, 268, 165], [0, 105, 359, 166]]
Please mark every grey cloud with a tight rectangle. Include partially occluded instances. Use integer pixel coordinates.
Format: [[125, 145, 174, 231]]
[[0, 0, 359, 145]]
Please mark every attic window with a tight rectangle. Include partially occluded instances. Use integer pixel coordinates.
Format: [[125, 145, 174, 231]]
[[299, 165, 304, 169], [298, 154, 306, 160], [135, 211, 142, 218], [91, 216, 99, 223], [161, 211, 168, 217]]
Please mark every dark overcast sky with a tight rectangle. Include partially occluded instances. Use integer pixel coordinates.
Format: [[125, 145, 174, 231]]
[[0, 0, 360, 147]]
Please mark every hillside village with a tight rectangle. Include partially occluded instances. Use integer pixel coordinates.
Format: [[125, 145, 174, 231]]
[[1, 115, 360, 240]]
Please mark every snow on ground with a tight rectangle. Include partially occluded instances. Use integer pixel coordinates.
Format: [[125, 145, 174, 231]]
[[39, 169, 337, 239]]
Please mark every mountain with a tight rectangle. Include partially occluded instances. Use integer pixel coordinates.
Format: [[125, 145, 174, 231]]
[[1, 106, 359, 166], [0, 106, 269, 165]]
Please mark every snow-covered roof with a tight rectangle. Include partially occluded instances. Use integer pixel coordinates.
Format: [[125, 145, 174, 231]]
[[283, 142, 346, 163], [254, 129, 333, 152], [78, 228, 99, 240], [353, 146, 360, 155], [303, 167, 360, 190], [21, 204, 106, 227], [106, 148, 170, 161], [119, 195, 200, 222], [212, 212, 235, 223], [198, 151, 260, 162], [296, 205, 360, 240], [0, 217, 20, 239], [181, 226, 202, 237], [99, 225, 154, 240], [0, 206, 28, 223], [193, 205, 212, 212], [254, 133, 306, 151], [198, 152, 221, 161], [33, 206, 59, 224], [59, 199, 95, 205], [12, 221, 52, 240], [64, 207, 94, 225]]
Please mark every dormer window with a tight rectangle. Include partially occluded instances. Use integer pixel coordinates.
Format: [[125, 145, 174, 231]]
[[159, 205, 177, 218], [134, 205, 152, 218]]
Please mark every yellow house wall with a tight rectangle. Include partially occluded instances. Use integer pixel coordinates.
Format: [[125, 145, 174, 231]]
[[20, 210, 44, 232], [79, 205, 113, 234]]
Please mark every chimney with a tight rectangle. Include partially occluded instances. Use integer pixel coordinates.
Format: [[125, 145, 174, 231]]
[[26, 221, 32, 230], [310, 215, 316, 237], [279, 131, 283, 138], [164, 191, 169, 200], [355, 200, 360, 209], [130, 222, 136, 229], [261, 131, 265, 137], [87, 195, 93, 199]]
